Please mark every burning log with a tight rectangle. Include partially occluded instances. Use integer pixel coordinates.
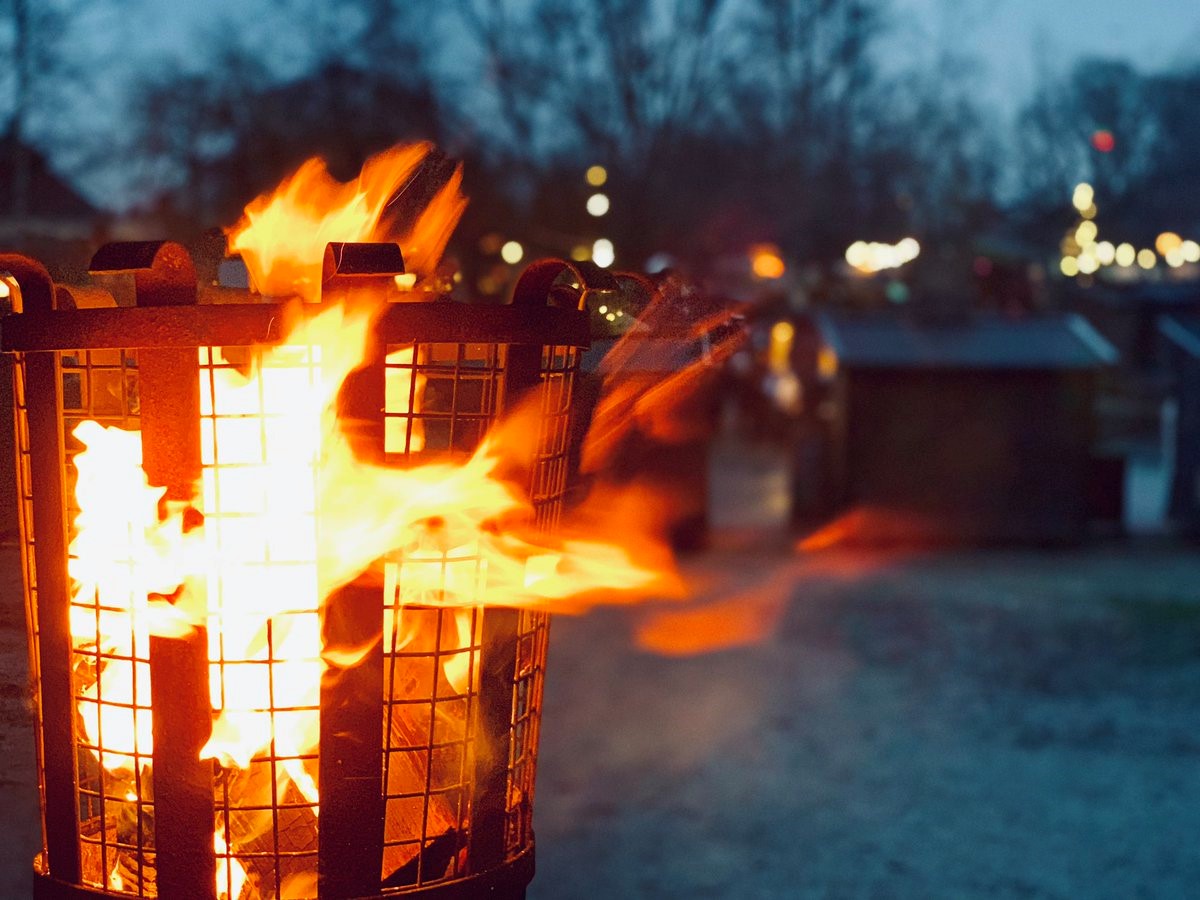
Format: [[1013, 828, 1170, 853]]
[[381, 828, 461, 889]]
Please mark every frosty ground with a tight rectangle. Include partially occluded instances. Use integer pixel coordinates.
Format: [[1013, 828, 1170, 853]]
[[2, 539, 1198, 898], [531, 542, 1200, 899]]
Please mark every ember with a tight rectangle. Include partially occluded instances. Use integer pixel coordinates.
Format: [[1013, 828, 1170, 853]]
[[2, 143, 679, 900]]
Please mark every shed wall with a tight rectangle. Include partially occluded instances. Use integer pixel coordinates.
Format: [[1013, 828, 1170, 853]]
[[841, 369, 1094, 543]]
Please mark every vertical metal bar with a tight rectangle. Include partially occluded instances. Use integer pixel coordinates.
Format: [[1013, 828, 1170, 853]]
[[469, 260, 609, 873], [91, 242, 217, 900], [1, 256, 81, 883], [467, 605, 520, 873], [468, 337, 538, 870], [467, 276, 557, 874], [316, 243, 399, 898], [318, 582, 385, 898]]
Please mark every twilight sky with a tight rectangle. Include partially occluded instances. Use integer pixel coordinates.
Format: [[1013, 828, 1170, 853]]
[[892, 0, 1200, 110], [128, 0, 1200, 109], [12, 0, 1200, 207]]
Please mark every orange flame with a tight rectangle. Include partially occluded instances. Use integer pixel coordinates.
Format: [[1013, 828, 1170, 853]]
[[227, 142, 466, 300]]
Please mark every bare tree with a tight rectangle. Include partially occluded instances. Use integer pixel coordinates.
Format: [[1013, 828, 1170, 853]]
[[1013, 54, 1196, 242], [3, 0, 77, 215], [118, 1, 450, 226]]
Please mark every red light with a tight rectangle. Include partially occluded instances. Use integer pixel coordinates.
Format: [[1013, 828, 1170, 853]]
[[1092, 130, 1115, 153]]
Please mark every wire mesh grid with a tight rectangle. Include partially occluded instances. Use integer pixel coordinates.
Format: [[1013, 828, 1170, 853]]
[[378, 601, 480, 887], [23, 320, 580, 899], [199, 343, 323, 900], [505, 609, 549, 856], [383, 341, 505, 461], [379, 339, 499, 890], [528, 344, 580, 526], [56, 348, 157, 896], [499, 343, 577, 856], [374, 339, 578, 887]]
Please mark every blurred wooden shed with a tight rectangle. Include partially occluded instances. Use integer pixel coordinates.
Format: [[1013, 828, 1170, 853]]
[[1159, 314, 1200, 536], [813, 311, 1118, 544]]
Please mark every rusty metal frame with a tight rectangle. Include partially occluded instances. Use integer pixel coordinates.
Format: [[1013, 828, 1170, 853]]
[[0, 255, 81, 887], [88, 242, 218, 899], [4, 241, 605, 900], [316, 242, 397, 899], [1, 300, 590, 353], [32, 844, 533, 900]]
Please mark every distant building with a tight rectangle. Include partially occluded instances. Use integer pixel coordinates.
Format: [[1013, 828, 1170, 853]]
[[811, 311, 1118, 544], [0, 134, 97, 239], [0, 134, 101, 280], [1158, 315, 1200, 536]]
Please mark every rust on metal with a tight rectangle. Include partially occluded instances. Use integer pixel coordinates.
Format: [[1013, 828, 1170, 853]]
[[322, 241, 405, 279], [511, 257, 617, 311], [90, 241, 197, 308], [96, 242, 217, 900], [2, 302, 589, 353], [317, 242, 390, 898], [3, 244, 598, 900], [0, 254, 82, 884]]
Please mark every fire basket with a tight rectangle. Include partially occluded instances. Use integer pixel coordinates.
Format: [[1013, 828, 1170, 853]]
[[1, 241, 612, 900]]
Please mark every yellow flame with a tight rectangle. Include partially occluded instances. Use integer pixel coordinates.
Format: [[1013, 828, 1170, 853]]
[[227, 143, 466, 300]]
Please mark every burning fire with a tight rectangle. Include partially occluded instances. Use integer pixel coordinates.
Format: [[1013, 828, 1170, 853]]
[[66, 143, 675, 898], [227, 142, 466, 300]]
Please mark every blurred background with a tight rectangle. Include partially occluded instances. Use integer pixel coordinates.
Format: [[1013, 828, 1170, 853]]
[[3, 1, 1200, 897], [3, 0, 1200, 536]]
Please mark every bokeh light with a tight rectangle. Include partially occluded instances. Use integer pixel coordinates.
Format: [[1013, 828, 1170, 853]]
[[1115, 243, 1136, 267], [1072, 183, 1094, 212], [586, 193, 610, 216], [592, 238, 615, 268], [844, 237, 920, 274], [500, 240, 524, 264], [585, 165, 608, 187], [1155, 231, 1183, 256], [769, 320, 795, 371], [751, 245, 786, 279], [1091, 130, 1116, 153], [1137, 249, 1157, 270]]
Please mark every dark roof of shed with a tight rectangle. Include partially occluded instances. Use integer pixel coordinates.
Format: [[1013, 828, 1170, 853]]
[[817, 311, 1117, 370], [1090, 281, 1200, 309], [1159, 314, 1200, 357]]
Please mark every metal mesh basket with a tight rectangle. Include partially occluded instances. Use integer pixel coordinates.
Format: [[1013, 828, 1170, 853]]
[[2, 243, 610, 900]]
